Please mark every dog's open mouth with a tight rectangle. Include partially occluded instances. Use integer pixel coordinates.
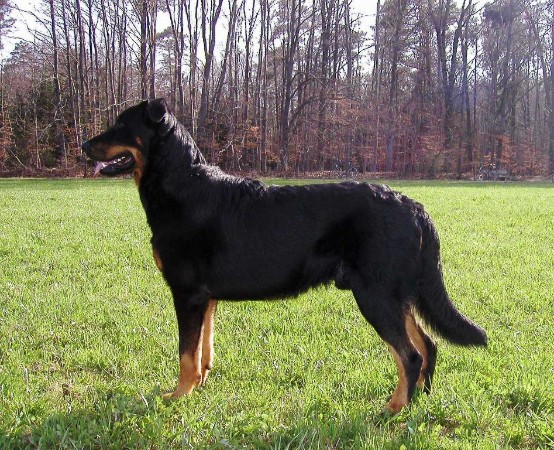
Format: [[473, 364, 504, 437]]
[[93, 152, 135, 176]]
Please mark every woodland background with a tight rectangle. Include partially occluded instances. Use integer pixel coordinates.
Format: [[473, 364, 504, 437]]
[[0, 0, 553, 178]]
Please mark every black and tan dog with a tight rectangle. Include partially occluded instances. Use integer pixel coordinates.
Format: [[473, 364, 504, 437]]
[[82, 99, 486, 413]]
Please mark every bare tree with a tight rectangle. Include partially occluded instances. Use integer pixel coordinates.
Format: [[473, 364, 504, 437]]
[[138, 0, 158, 99], [277, 0, 304, 170], [48, 0, 67, 167], [198, 0, 224, 138], [550, 2, 554, 177], [165, 0, 186, 118], [429, 0, 473, 163], [0, 0, 14, 51]]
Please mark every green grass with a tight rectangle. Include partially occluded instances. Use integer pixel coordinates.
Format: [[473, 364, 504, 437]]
[[1, 178, 553, 449]]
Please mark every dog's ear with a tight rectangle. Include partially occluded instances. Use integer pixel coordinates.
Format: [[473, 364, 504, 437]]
[[147, 98, 168, 123]]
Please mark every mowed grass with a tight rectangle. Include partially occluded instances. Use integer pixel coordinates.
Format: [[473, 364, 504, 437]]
[[0, 178, 553, 449]]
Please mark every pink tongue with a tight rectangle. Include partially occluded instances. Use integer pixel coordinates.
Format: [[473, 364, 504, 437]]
[[93, 162, 108, 177]]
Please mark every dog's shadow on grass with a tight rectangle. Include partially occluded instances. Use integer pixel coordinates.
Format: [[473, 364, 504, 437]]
[[3, 389, 174, 448], [4, 388, 411, 449]]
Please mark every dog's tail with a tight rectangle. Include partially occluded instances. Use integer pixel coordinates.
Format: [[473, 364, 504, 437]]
[[414, 209, 487, 347]]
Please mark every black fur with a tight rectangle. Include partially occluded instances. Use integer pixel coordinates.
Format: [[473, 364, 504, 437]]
[[82, 99, 487, 411]]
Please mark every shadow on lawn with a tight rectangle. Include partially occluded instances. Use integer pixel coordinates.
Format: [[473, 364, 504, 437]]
[[1, 390, 171, 449], [1, 388, 411, 449]]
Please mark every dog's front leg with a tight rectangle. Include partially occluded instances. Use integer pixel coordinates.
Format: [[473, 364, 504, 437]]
[[165, 291, 209, 398]]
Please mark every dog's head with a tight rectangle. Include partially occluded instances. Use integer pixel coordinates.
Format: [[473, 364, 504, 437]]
[[82, 98, 177, 183]]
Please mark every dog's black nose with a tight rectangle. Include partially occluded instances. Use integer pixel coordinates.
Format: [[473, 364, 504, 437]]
[[81, 140, 91, 154]]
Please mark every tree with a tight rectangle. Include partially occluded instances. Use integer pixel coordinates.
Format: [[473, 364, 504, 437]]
[[0, 0, 14, 51], [165, 0, 187, 119], [429, 0, 473, 167], [138, 0, 158, 99], [48, 0, 67, 167], [198, 0, 224, 138], [482, 0, 523, 171], [550, 2, 554, 177], [277, 0, 304, 170]]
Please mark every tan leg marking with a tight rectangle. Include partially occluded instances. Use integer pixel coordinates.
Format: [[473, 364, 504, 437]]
[[168, 330, 204, 398], [152, 247, 163, 273], [405, 312, 428, 389], [200, 300, 217, 386], [387, 344, 410, 414]]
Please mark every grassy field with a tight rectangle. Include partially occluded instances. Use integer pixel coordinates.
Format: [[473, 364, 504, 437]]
[[0, 178, 553, 449]]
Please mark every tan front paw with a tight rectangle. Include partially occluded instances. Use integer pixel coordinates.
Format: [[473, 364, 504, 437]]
[[163, 380, 200, 400], [386, 398, 407, 415]]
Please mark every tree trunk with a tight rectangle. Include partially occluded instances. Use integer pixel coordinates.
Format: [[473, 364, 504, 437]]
[[49, 0, 67, 168], [198, 0, 224, 139], [140, 0, 148, 99], [278, 0, 303, 171], [549, 3, 554, 177], [317, 0, 331, 171], [371, 0, 381, 172]]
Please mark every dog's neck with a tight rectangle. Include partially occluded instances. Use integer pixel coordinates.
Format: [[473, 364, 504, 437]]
[[167, 122, 205, 165], [137, 121, 207, 225], [145, 122, 203, 171]]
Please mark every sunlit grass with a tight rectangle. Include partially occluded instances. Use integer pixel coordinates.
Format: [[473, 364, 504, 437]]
[[1, 178, 553, 448]]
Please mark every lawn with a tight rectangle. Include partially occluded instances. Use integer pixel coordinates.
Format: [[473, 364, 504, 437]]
[[0, 178, 553, 449]]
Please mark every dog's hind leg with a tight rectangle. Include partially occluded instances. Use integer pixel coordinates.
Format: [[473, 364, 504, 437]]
[[166, 295, 209, 398], [200, 300, 217, 386], [352, 286, 423, 414], [405, 312, 437, 394]]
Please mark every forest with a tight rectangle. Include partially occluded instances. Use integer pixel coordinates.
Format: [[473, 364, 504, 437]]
[[0, 0, 553, 179]]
